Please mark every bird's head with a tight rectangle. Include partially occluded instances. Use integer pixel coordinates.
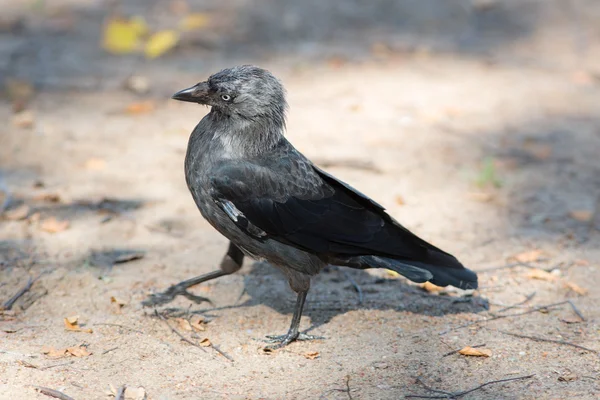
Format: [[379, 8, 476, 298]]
[[172, 65, 287, 124]]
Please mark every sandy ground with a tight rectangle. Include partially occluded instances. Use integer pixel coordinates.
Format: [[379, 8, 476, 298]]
[[1, 1, 600, 399]]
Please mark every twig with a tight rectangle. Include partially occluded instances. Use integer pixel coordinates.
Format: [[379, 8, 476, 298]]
[[154, 310, 207, 353], [496, 330, 597, 354], [406, 375, 535, 399], [115, 385, 126, 400], [33, 386, 75, 400], [477, 260, 550, 273], [496, 292, 536, 314], [439, 301, 569, 335], [101, 346, 119, 355], [340, 269, 364, 305], [93, 323, 143, 334], [567, 300, 585, 321], [2, 277, 34, 310], [442, 343, 486, 357], [40, 361, 74, 370], [211, 344, 235, 362], [345, 375, 353, 400]]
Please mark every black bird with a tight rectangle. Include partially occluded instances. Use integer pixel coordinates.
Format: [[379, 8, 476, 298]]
[[145, 65, 478, 348]]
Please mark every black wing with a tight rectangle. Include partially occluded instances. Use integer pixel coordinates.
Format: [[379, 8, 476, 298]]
[[209, 153, 457, 267]]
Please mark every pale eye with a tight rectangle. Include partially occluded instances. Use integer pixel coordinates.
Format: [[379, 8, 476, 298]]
[[221, 94, 231, 101]]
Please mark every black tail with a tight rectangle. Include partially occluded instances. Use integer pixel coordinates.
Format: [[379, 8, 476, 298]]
[[338, 251, 478, 290]]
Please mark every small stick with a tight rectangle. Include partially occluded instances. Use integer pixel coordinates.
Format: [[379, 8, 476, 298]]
[[406, 375, 535, 399], [496, 292, 536, 314], [496, 330, 597, 354], [93, 323, 143, 334], [439, 301, 569, 335], [115, 385, 126, 400], [154, 310, 207, 353], [40, 361, 74, 370], [567, 300, 585, 321], [211, 344, 235, 362], [2, 277, 34, 310], [101, 346, 119, 355], [33, 386, 75, 400], [442, 343, 486, 358]]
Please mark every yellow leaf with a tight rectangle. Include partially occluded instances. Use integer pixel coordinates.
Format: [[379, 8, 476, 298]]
[[458, 346, 492, 357], [199, 338, 212, 347], [64, 316, 93, 333], [42, 346, 67, 358], [179, 13, 210, 31], [145, 30, 179, 59], [510, 249, 545, 263], [125, 100, 155, 115], [102, 16, 147, 54], [66, 346, 92, 357]]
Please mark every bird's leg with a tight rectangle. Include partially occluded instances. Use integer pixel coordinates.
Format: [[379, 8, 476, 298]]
[[142, 242, 244, 306], [264, 290, 323, 349]]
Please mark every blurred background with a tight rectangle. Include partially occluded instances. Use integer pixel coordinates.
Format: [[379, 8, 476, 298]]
[[1, 1, 599, 399]]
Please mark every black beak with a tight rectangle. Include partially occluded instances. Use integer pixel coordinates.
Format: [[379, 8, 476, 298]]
[[171, 82, 209, 103]]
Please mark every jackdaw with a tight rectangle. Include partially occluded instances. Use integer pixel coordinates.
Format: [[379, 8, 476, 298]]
[[145, 65, 478, 348]]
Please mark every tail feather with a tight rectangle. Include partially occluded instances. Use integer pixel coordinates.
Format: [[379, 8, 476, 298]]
[[338, 253, 478, 290]]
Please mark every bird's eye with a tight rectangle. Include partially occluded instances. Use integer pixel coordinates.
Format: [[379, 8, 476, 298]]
[[221, 94, 231, 101]]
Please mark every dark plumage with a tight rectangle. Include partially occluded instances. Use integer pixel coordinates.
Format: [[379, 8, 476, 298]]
[[146, 65, 478, 348]]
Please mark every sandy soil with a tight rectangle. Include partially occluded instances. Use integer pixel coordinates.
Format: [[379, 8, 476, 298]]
[[1, 1, 600, 399]]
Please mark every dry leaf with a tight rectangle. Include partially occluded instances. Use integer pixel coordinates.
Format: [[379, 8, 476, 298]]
[[569, 210, 593, 222], [110, 296, 128, 307], [189, 315, 206, 332], [33, 192, 61, 202], [42, 346, 67, 358], [125, 101, 155, 115], [85, 157, 106, 170], [394, 195, 405, 206], [4, 204, 30, 220], [563, 281, 588, 296], [12, 110, 35, 129], [199, 338, 211, 347], [526, 268, 557, 282], [458, 346, 492, 357], [175, 318, 193, 331], [124, 386, 146, 400], [304, 351, 320, 360], [420, 281, 443, 293], [64, 316, 93, 333], [66, 345, 91, 357], [102, 16, 147, 54], [179, 13, 210, 31], [145, 30, 179, 59], [558, 373, 578, 382], [40, 217, 70, 233], [510, 249, 545, 263]]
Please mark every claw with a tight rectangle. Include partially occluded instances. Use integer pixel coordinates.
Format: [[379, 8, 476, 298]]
[[142, 289, 211, 307], [264, 332, 325, 349]]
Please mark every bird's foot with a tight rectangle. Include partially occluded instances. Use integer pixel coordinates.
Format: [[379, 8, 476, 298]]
[[142, 288, 211, 307], [263, 332, 325, 350]]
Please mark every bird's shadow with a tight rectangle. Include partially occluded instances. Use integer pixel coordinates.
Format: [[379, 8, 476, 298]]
[[164, 260, 488, 332]]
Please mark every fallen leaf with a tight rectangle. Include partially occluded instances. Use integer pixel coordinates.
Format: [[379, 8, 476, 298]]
[[102, 16, 147, 54], [558, 373, 578, 382], [64, 316, 93, 333], [145, 30, 179, 59], [526, 268, 557, 282], [125, 101, 155, 115], [563, 281, 588, 296], [510, 249, 545, 263], [569, 210, 593, 222], [420, 281, 443, 293], [124, 386, 146, 400], [66, 346, 91, 357], [3, 204, 30, 220], [304, 351, 320, 360], [33, 192, 61, 202], [189, 315, 206, 332], [199, 338, 211, 347], [42, 346, 67, 358], [40, 218, 70, 233], [110, 296, 128, 307], [12, 110, 35, 129], [179, 13, 210, 31], [458, 346, 492, 357], [175, 318, 193, 331], [394, 195, 405, 206], [85, 157, 106, 170]]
